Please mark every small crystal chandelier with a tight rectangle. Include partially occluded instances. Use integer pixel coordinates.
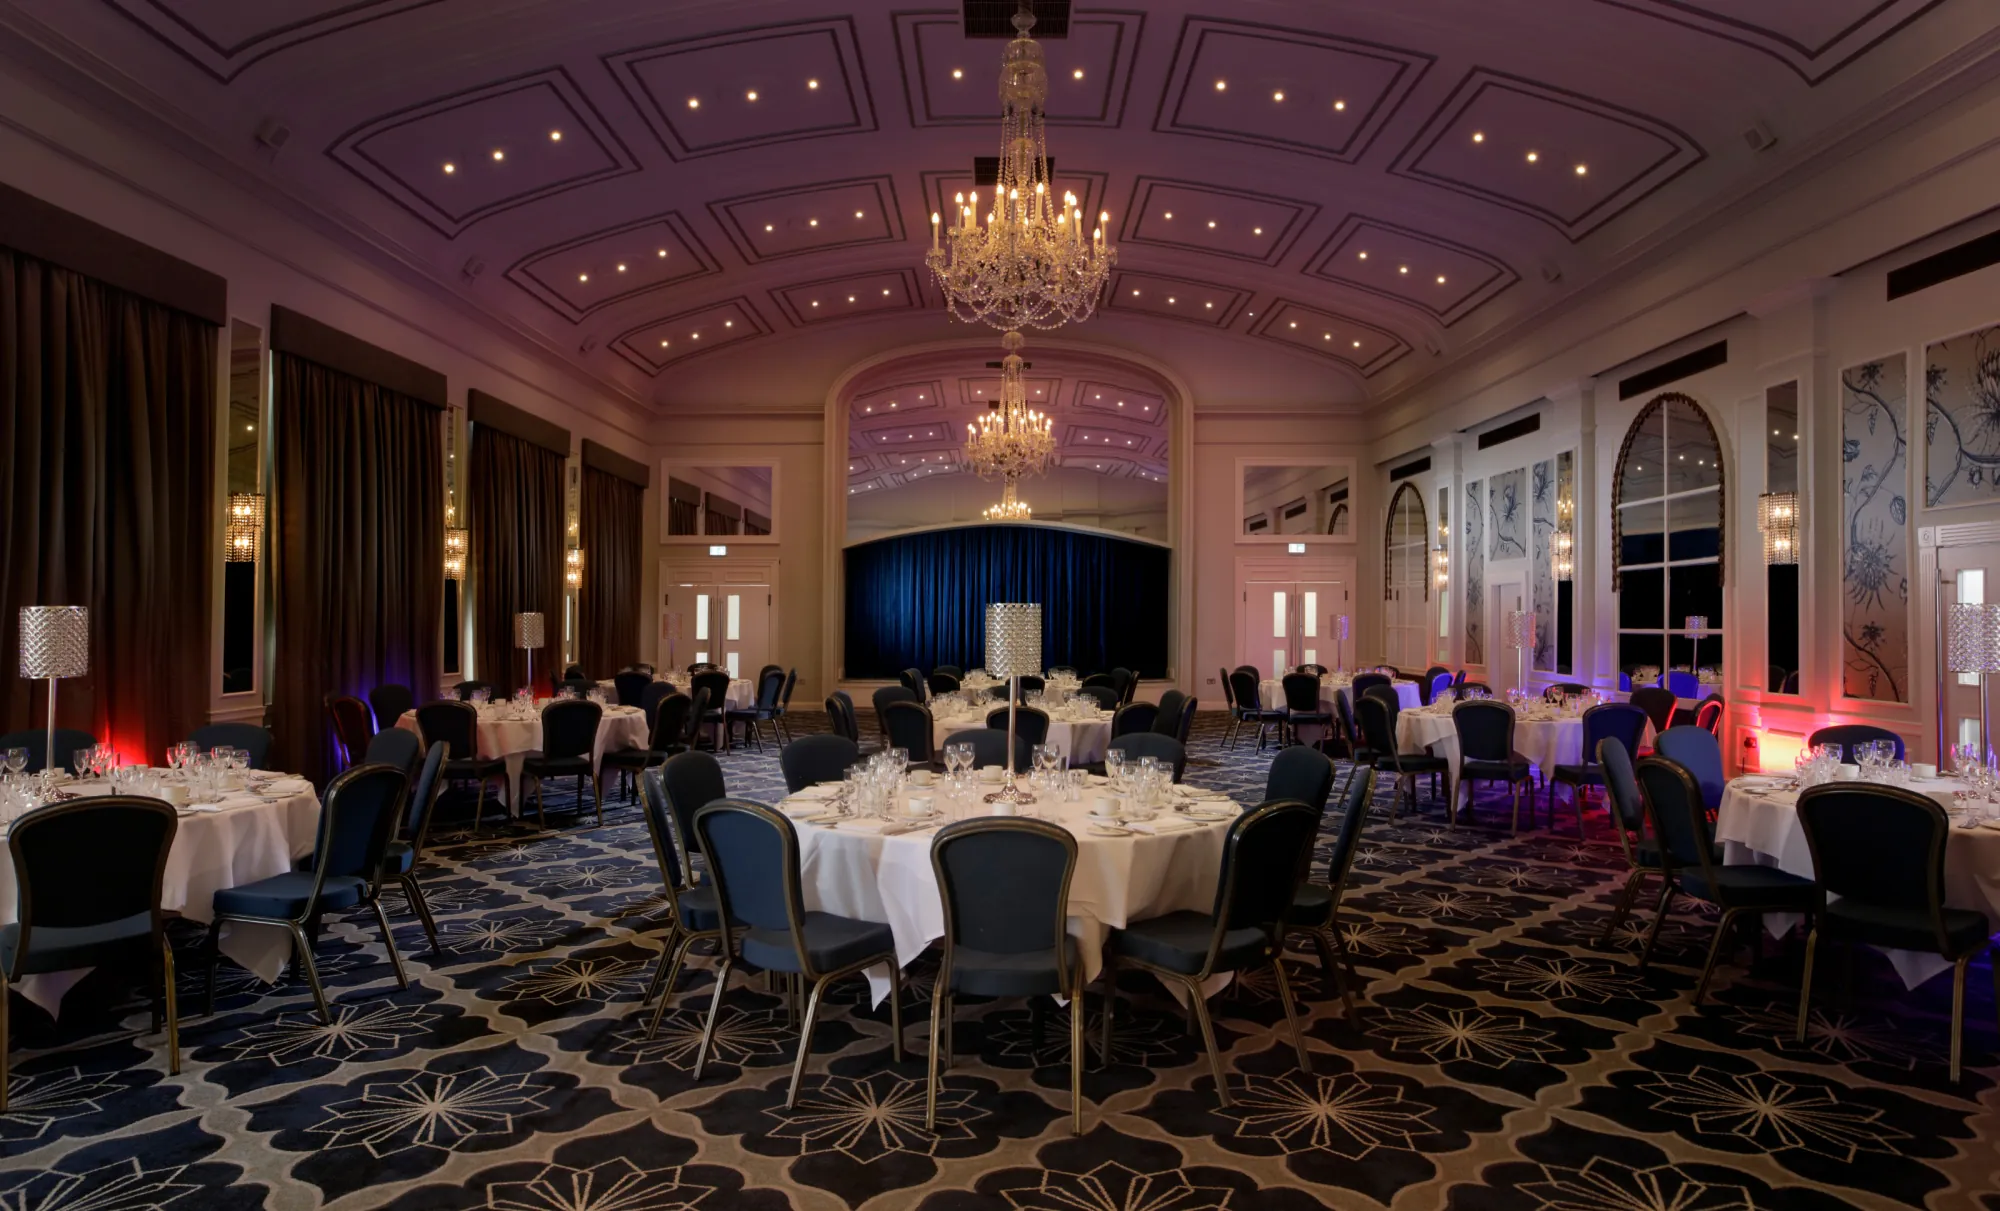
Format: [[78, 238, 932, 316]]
[[966, 331, 1055, 492], [926, 0, 1114, 340], [984, 478, 1033, 521], [565, 546, 585, 589], [225, 493, 264, 563], [1552, 486, 1575, 581], [1758, 491, 1798, 565], [443, 493, 468, 581]]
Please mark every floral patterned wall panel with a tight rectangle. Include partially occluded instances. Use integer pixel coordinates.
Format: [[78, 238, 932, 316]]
[[1489, 468, 1526, 560], [1924, 324, 2000, 508], [1466, 479, 1484, 664], [1531, 459, 1556, 670], [1842, 355, 1909, 702]]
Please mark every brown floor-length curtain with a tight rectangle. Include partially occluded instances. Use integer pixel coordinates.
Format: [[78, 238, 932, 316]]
[[271, 354, 443, 782], [578, 465, 642, 676], [0, 248, 216, 764], [470, 425, 564, 696]]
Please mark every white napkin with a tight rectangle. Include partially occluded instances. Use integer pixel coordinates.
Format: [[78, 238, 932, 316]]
[[183, 803, 224, 813], [779, 799, 833, 818], [264, 778, 312, 797], [794, 785, 841, 799], [830, 817, 929, 836], [1124, 817, 1200, 835]]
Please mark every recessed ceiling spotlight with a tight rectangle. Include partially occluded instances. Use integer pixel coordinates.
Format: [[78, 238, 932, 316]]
[[855, 210, 864, 218], [1215, 79, 1227, 91], [882, 288, 891, 295], [746, 90, 758, 101], [688, 97, 700, 109], [1322, 333, 1330, 340], [1272, 90, 1285, 102], [1289, 321, 1298, 329], [1352, 340, 1362, 348], [691, 332, 700, 339], [811, 300, 819, 307], [1207, 220, 1216, 228], [549, 130, 562, 141], [808, 78, 820, 89], [658, 249, 668, 258], [1437, 274, 1447, 284], [1167, 297, 1176, 304], [492, 149, 504, 161], [616, 264, 628, 273], [847, 295, 856, 302], [1526, 150, 1539, 162], [1164, 212, 1173, 219], [442, 162, 455, 174], [808, 218, 818, 226], [1471, 131, 1484, 143], [1073, 68, 1084, 79], [1574, 163, 1588, 175], [1357, 251, 1368, 260], [1334, 99, 1346, 111], [1205, 301, 1214, 308], [578, 273, 588, 282], [1253, 226, 1263, 235], [661, 339, 669, 347], [765, 223, 774, 232], [724, 320, 733, 327], [1131, 289, 1140, 296], [952, 68, 963, 79]]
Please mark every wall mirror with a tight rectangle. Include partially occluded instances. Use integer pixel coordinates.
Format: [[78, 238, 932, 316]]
[[1238, 461, 1355, 541], [664, 464, 777, 541], [1765, 382, 1800, 694], [221, 319, 263, 696]]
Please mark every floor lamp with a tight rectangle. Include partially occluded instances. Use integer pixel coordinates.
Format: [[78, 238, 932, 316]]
[[19, 606, 88, 776], [1506, 609, 1535, 694], [1947, 602, 2000, 767], [516, 612, 544, 696], [984, 602, 1041, 806]]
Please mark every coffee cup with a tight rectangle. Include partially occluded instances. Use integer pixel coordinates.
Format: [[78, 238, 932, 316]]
[[1837, 763, 1861, 780], [978, 766, 1002, 784], [905, 794, 933, 818], [1913, 762, 1938, 779], [908, 769, 933, 787], [1089, 795, 1120, 819]]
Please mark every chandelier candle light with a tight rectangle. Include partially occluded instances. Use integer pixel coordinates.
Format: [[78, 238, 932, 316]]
[[19, 606, 87, 779], [984, 602, 1043, 807], [515, 612, 544, 694]]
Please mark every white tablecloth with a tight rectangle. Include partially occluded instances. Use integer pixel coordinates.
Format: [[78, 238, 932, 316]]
[[0, 777, 320, 1016], [398, 705, 649, 811], [603, 677, 754, 712], [1716, 775, 2000, 988], [778, 785, 1236, 1004], [928, 709, 1114, 766], [1259, 678, 1421, 720], [1394, 706, 1608, 805]]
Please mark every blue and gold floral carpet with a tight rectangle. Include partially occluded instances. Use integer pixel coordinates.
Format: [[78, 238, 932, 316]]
[[3, 713, 1995, 1209]]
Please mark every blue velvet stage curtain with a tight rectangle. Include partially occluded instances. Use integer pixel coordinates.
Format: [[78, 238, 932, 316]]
[[844, 524, 1170, 677]]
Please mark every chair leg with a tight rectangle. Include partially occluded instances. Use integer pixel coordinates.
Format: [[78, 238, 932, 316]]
[[1098, 954, 1117, 1064], [370, 897, 410, 990], [1320, 928, 1359, 1019], [592, 773, 604, 828], [472, 779, 489, 836], [202, 920, 224, 1016], [786, 974, 834, 1110], [1269, 956, 1313, 1074], [0, 970, 10, 1114], [926, 977, 949, 1130], [1509, 778, 1521, 833], [287, 922, 332, 1024], [1694, 907, 1738, 1005], [399, 874, 441, 954], [162, 944, 180, 1076], [533, 777, 547, 831], [1637, 883, 1675, 970], [1070, 976, 1086, 1135], [1950, 955, 1970, 1082], [641, 927, 683, 1005], [1182, 977, 1231, 1107], [646, 933, 702, 1040], [691, 955, 735, 1081], [1795, 928, 1819, 1043], [1600, 870, 1643, 946]]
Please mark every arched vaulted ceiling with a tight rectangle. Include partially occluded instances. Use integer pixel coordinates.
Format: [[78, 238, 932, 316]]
[[5, 0, 1985, 416]]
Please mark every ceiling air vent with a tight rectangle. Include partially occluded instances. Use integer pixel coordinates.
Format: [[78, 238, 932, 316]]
[[973, 156, 1054, 186], [1476, 413, 1542, 451], [1618, 340, 1728, 399], [965, 1, 1068, 38], [1887, 227, 2000, 301]]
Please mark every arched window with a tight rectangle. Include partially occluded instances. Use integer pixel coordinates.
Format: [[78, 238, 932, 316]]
[[1612, 393, 1725, 694], [1384, 483, 1429, 667]]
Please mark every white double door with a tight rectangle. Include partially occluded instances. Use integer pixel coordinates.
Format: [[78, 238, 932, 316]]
[[1243, 578, 1348, 678], [662, 581, 770, 679]]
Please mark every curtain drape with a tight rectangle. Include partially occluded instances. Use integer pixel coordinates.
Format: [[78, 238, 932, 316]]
[[271, 353, 443, 782], [470, 424, 563, 696], [578, 465, 642, 678], [0, 248, 216, 764], [843, 524, 1171, 678]]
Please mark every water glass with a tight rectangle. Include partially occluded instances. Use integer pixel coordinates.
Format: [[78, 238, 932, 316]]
[[4, 747, 26, 777], [1105, 749, 1127, 789]]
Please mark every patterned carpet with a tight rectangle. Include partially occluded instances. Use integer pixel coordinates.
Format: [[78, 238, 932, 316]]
[[3, 712, 1996, 1210]]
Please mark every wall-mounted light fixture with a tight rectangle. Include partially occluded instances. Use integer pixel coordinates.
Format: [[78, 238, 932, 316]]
[[225, 493, 264, 562], [1758, 491, 1798, 565]]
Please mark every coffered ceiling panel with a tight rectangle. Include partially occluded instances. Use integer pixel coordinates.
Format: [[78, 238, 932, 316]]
[[505, 211, 720, 322], [610, 297, 768, 375], [603, 19, 875, 160], [101, 0, 443, 80], [1391, 69, 1704, 241], [957, 374, 1063, 409], [1304, 216, 1518, 325], [1250, 300, 1411, 376], [856, 419, 955, 451], [1118, 178, 1317, 266], [1103, 270, 1248, 328], [708, 176, 906, 264], [327, 69, 639, 237], [771, 268, 928, 327], [893, 9, 1144, 127], [1153, 18, 1432, 162], [1592, 0, 1946, 81], [849, 381, 947, 429]]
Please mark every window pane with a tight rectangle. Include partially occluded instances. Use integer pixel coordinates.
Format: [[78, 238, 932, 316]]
[[1623, 404, 1667, 502], [1618, 632, 1665, 683], [1619, 567, 1664, 630], [726, 594, 741, 642], [1769, 565, 1799, 690], [1619, 500, 1665, 565], [442, 579, 460, 674], [1272, 591, 1287, 640], [1669, 563, 1724, 630], [1667, 490, 1722, 561], [1303, 592, 1318, 637], [695, 594, 710, 641], [1665, 399, 1721, 494]]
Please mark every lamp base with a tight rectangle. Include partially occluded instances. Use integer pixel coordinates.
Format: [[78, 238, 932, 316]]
[[984, 782, 1037, 805]]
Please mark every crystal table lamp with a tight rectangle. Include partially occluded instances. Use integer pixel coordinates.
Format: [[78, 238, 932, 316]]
[[515, 612, 545, 695], [1948, 602, 2000, 765], [19, 606, 87, 774], [984, 602, 1042, 805], [1506, 609, 1535, 695]]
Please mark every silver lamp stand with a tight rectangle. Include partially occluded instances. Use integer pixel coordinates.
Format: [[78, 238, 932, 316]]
[[984, 602, 1042, 805], [515, 612, 545, 696], [19, 606, 88, 777]]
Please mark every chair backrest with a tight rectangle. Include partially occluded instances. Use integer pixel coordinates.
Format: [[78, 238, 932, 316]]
[[1798, 784, 1947, 934], [901, 668, 927, 697], [881, 699, 937, 761], [650, 693, 694, 750], [1151, 689, 1185, 731], [1077, 685, 1120, 711], [1629, 686, 1677, 735], [695, 799, 806, 951], [1655, 725, 1725, 810], [1107, 731, 1186, 781], [778, 668, 799, 710], [1109, 668, 1137, 705], [754, 667, 787, 710], [1171, 696, 1198, 744], [1080, 672, 1115, 689], [190, 722, 273, 770], [687, 662, 720, 674], [1296, 663, 1327, 676], [1324, 770, 1374, 914], [1198, 800, 1321, 973], [614, 670, 653, 707], [1780, 670, 1800, 693], [933, 817, 1078, 986], [368, 684, 415, 733], [1362, 683, 1402, 735], [781, 733, 860, 793], [691, 670, 732, 712], [1451, 669, 1467, 689], [641, 680, 676, 729], [1634, 755, 1719, 879], [1279, 672, 1322, 713], [1357, 695, 1399, 764], [985, 704, 1051, 748], [1420, 666, 1449, 706], [1694, 698, 1724, 736], [1349, 672, 1389, 699], [1598, 736, 1645, 834], [929, 672, 962, 696], [1111, 701, 1158, 737], [933, 664, 963, 680], [1805, 724, 1906, 763], [1663, 669, 1701, 699], [406, 740, 447, 855], [452, 680, 492, 701], [1579, 702, 1650, 766], [872, 685, 919, 726], [539, 699, 603, 760], [415, 700, 479, 760], [825, 691, 860, 743], [0, 728, 95, 775], [627, 663, 655, 677], [1451, 699, 1516, 761], [1217, 668, 1235, 710], [660, 750, 728, 866], [1226, 670, 1263, 715], [1265, 744, 1335, 813], [640, 769, 692, 901], [8, 796, 177, 961], [1544, 682, 1590, 703], [682, 687, 711, 744], [325, 693, 374, 765], [362, 726, 422, 773], [1016, 674, 1046, 697], [945, 727, 1032, 772], [312, 763, 410, 885], [563, 663, 587, 681]]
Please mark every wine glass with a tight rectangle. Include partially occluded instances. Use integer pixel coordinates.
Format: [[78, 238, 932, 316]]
[[1105, 749, 1126, 790], [4, 747, 25, 778]]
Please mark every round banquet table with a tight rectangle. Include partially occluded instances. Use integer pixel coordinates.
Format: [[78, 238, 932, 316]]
[[774, 782, 1239, 1004], [927, 706, 1114, 766], [1716, 773, 2000, 988], [0, 774, 321, 1017], [398, 703, 649, 811]]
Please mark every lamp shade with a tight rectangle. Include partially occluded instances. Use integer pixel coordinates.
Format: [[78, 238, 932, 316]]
[[1948, 603, 2000, 672], [514, 612, 545, 649], [19, 606, 88, 678], [984, 602, 1043, 678], [1506, 609, 1536, 650]]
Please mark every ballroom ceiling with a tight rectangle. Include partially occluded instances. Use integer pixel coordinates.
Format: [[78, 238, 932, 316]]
[[3, 0, 1987, 416]]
